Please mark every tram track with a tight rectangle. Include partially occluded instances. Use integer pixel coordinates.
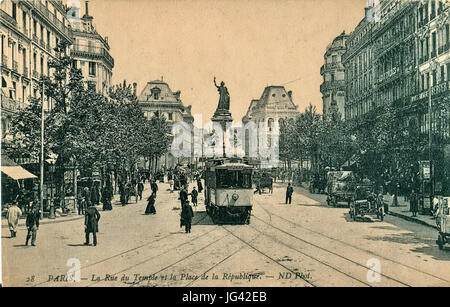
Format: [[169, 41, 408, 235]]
[[33, 210, 211, 287], [255, 200, 449, 286]]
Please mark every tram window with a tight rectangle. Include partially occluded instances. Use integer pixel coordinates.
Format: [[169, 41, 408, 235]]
[[216, 170, 252, 189]]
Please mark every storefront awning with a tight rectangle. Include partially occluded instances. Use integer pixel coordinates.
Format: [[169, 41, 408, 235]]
[[1, 166, 37, 180]]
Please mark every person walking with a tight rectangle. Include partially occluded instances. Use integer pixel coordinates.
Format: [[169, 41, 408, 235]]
[[25, 206, 40, 246], [145, 193, 156, 215], [191, 187, 198, 207], [180, 201, 194, 233], [179, 186, 188, 208], [151, 180, 159, 197], [137, 181, 144, 200], [7, 201, 22, 238], [102, 182, 113, 211], [197, 176, 203, 193], [81, 187, 90, 212], [410, 189, 418, 217], [84, 204, 101, 246], [286, 183, 294, 205]]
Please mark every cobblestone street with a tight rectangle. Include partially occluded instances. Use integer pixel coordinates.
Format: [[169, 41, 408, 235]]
[[2, 182, 449, 287]]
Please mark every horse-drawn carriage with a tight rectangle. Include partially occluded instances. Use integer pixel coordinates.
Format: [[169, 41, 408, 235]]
[[253, 171, 273, 194]]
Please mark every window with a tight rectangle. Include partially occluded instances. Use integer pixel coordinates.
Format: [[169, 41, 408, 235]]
[[89, 62, 96, 76], [22, 12, 27, 32], [441, 66, 445, 83], [216, 169, 252, 189], [33, 53, 36, 70], [40, 57, 44, 75], [1, 35, 4, 56], [332, 55, 337, 63], [12, 3, 16, 20], [168, 112, 173, 120]]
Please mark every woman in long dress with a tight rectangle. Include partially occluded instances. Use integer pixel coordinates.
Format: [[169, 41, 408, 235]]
[[145, 193, 156, 215]]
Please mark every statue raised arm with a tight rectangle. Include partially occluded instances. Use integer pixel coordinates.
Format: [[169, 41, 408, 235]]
[[213, 77, 230, 111]]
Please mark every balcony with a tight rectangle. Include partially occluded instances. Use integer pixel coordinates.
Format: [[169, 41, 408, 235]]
[[411, 81, 449, 102], [438, 43, 449, 55], [40, 38, 46, 49], [320, 80, 346, 92], [320, 62, 342, 75], [23, 67, 29, 77], [431, 50, 437, 59], [32, 0, 72, 39], [1, 94, 26, 113], [12, 60, 18, 73], [0, 9, 18, 28], [71, 44, 115, 68], [32, 70, 39, 79], [32, 34, 39, 44], [46, 43, 52, 53], [1, 55, 8, 69]]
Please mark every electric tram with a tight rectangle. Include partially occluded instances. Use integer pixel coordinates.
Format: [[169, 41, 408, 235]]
[[204, 159, 254, 224]]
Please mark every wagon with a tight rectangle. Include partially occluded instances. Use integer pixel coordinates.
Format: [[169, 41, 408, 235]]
[[326, 171, 355, 207], [436, 197, 450, 250], [255, 173, 273, 194], [349, 183, 384, 221]]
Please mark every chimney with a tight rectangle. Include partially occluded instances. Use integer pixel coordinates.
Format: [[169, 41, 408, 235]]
[[85, 1, 89, 17], [287, 90, 292, 101]]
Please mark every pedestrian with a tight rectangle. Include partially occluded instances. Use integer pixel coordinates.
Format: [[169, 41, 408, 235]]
[[91, 182, 100, 206], [84, 204, 101, 246], [137, 181, 144, 200], [145, 193, 156, 215], [102, 182, 113, 211], [7, 201, 22, 238], [197, 177, 203, 193], [410, 189, 418, 217], [179, 186, 188, 208], [286, 183, 294, 204], [25, 206, 40, 246], [151, 180, 158, 197], [180, 201, 194, 233], [170, 178, 174, 193], [82, 187, 90, 211], [191, 187, 198, 207]]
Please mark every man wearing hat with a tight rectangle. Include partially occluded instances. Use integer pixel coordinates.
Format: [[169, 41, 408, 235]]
[[25, 205, 41, 246], [7, 201, 22, 238], [84, 204, 101, 246], [180, 200, 194, 233]]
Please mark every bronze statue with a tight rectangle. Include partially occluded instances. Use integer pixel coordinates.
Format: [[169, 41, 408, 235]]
[[214, 77, 230, 111]]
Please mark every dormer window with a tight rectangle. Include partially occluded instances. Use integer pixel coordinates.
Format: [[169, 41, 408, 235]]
[[151, 87, 161, 100]]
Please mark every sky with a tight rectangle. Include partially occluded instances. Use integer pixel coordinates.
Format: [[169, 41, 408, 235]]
[[83, 0, 368, 122]]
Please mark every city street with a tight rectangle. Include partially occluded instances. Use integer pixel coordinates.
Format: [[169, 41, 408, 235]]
[[2, 181, 449, 287]]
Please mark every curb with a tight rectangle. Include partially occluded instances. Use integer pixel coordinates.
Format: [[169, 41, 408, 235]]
[[387, 210, 438, 230], [2, 213, 86, 229]]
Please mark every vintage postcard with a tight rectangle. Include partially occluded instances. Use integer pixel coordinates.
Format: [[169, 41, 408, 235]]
[[1, 0, 449, 290]]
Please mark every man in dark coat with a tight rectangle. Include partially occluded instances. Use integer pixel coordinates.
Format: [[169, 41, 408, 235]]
[[180, 201, 194, 233], [179, 186, 188, 208], [151, 180, 158, 196], [410, 189, 418, 217], [145, 193, 156, 215], [286, 183, 294, 205], [102, 183, 113, 211], [197, 177, 203, 193], [191, 187, 198, 207], [84, 204, 101, 246], [137, 181, 144, 200], [25, 207, 40, 246]]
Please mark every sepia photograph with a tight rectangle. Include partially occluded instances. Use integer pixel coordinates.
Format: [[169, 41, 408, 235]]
[[0, 0, 449, 291]]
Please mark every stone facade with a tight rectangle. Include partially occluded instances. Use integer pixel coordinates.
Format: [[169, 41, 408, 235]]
[[137, 79, 194, 169], [320, 31, 348, 119], [69, 1, 113, 95], [1, 0, 72, 141]]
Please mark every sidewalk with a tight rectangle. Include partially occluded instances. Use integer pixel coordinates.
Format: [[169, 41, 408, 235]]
[[383, 195, 438, 230], [1, 188, 136, 229]]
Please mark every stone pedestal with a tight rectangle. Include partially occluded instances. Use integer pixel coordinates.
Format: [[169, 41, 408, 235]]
[[211, 109, 233, 158]]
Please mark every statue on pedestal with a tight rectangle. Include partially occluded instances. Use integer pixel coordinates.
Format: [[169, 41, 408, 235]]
[[213, 77, 230, 112]]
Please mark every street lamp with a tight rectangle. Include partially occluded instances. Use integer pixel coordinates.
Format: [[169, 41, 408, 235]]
[[48, 160, 55, 219]]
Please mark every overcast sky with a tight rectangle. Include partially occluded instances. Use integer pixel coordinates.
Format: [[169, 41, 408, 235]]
[[84, 0, 368, 123]]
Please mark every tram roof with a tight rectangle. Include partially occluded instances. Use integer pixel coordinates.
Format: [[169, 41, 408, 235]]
[[215, 163, 254, 170]]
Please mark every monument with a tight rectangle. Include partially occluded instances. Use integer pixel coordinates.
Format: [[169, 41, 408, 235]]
[[211, 77, 233, 157]]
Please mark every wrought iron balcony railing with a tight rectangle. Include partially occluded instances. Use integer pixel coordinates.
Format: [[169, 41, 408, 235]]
[[12, 60, 18, 73], [1, 55, 8, 68]]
